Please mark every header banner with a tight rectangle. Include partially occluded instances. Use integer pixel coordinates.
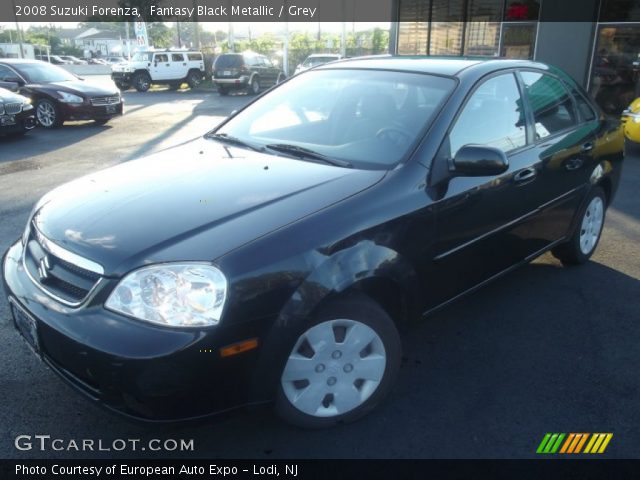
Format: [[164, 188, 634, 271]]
[[1, 0, 396, 22]]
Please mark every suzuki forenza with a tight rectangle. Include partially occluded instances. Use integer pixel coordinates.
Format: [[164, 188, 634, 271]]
[[3, 57, 624, 427]]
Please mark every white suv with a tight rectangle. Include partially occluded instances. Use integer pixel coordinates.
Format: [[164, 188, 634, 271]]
[[111, 50, 205, 92]]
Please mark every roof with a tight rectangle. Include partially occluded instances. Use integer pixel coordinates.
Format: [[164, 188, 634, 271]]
[[319, 55, 549, 77]]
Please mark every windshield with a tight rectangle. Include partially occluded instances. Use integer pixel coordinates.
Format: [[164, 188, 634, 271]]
[[303, 56, 339, 67], [213, 69, 455, 170], [131, 52, 151, 62], [14, 62, 77, 83]]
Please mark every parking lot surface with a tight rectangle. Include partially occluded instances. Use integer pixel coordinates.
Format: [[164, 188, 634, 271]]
[[1, 89, 639, 459]]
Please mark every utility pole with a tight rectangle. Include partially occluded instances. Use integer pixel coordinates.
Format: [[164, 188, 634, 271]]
[[11, 0, 25, 58]]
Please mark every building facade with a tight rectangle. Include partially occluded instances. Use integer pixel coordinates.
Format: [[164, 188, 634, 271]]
[[391, 0, 640, 114]]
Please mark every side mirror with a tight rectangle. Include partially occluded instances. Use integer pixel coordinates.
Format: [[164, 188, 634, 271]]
[[452, 144, 509, 177], [4, 76, 24, 87]]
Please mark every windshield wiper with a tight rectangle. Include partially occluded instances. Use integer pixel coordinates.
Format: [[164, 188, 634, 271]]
[[265, 144, 352, 168], [205, 133, 264, 153]]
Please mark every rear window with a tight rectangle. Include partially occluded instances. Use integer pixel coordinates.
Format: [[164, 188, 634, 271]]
[[188, 53, 203, 61], [215, 55, 243, 69]]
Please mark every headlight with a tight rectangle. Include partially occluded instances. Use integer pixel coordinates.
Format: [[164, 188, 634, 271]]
[[105, 263, 228, 327], [57, 91, 84, 104]]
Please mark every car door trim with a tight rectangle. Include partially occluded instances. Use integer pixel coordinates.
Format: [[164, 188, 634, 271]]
[[434, 186, 582, 262]]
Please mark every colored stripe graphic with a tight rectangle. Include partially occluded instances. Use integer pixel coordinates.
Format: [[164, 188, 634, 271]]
[[584, 433, 614, 454], [538, 433, 613, 454]]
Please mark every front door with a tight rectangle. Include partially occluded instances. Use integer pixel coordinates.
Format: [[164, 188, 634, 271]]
[[427, 72, 544, 308]]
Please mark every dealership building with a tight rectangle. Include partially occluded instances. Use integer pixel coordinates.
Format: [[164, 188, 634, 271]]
[[389, 0, 640, 114]]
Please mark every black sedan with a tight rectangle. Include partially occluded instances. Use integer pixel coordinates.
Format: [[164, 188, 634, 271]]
[[2, 58, 624, 427], [0, 86, 36, 136], [0, 59, 123, 128]]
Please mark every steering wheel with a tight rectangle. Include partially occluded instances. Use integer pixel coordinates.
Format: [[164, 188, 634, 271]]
[[375, 126, 413, 146]]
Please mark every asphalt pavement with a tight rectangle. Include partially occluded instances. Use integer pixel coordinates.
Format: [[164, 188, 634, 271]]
[[0, 89, 639, 459]]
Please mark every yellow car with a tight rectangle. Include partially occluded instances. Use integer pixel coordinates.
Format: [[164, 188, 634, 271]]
[[622, 98, 640, 144]]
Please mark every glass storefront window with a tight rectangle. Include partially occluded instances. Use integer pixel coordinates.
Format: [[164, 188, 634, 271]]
[[500, 23, 536, 59], [589, 25, 640, 114], [599, 0, 640, 22], [465, 22, 501, 56], [398, 0, 430, 55]]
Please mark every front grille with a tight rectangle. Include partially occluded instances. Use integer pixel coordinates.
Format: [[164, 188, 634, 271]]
[[23, 227, 102, 305], [4, 103, 22, 114], [90, 96, 120, 106]]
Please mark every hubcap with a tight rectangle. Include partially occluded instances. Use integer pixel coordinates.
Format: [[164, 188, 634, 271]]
[[37, 102, 55, 127], [579, 196, 604, 255], [281, 319, 387, 418]]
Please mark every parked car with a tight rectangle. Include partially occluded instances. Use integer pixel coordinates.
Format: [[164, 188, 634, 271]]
[[2, 58, 624, 427], [87, 58, 108, 65], [103, 56, 126, 66], [294, 53, 343, 75], [621, 97, 640, 144], [0, 59, 123, 128], [0, 86, 36, 136], [111, 50, 205, 92], [213, 51, 286, 95], [58, 55, 88, 65], [35, 55, 72, 65]]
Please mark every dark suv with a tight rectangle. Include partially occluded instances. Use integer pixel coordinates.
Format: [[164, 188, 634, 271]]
[[212, 52, 285, 96]]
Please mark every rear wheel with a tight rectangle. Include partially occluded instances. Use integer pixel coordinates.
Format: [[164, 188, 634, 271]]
[[187, 71, 202, 89], [276, 296, 401, 428], [552, 186, 606, 265], [249, 76, 260, 95], [132, 72, 151, 92]]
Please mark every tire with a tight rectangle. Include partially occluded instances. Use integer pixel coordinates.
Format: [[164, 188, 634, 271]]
[[187, 71, 202, 89], [132, 72, 151, 92], [552, 186, 606, 265], [36, 99, 62, 128], [218, 86, 229, 96], [276, 295, 401, 428], [115, 82, 128, 91], [248, 76, 260, 95]]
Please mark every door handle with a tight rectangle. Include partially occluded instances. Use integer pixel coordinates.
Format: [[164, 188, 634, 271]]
[[581, 142, 594, 152], [514, 168, 537, 183]]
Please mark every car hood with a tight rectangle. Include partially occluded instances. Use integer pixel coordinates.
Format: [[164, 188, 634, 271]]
[[29, 79, 119, 97], [32, 138, 385, 277], [0, 87, 28, 102]]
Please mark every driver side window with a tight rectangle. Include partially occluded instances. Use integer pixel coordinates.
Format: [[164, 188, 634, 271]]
[[449, 73, 527, 157]]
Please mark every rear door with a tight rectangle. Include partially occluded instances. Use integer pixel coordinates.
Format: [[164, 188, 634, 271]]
[[169, 53, 188, 79], [427, 71, 545, 307], [517, 70, 599, 243]]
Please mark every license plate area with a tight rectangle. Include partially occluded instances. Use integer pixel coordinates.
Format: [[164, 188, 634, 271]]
[[1, 115, 16, 126], [10, 299, 40, 355], [105, 105, 117, 114], [223, 70, 231, 76]]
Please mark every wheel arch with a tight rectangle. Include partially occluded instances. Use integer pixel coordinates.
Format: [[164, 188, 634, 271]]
[[248, 242, 420, 402]]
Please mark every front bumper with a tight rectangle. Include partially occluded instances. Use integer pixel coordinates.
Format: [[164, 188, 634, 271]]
[[58, 100, 124, 122], [2, 240, 267, 421], [0, 110, 36, 133]]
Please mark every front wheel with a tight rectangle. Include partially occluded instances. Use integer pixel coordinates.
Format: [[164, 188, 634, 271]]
[[132, 72, 151, 92], [36, 99, 62, 128], [552, 186, 606, 265], [276, 296, 401, 428]]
